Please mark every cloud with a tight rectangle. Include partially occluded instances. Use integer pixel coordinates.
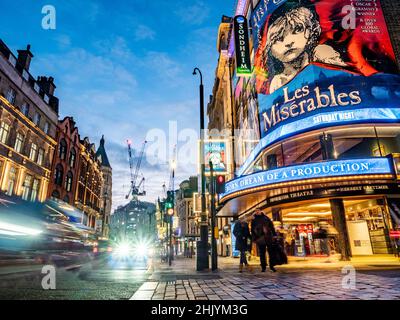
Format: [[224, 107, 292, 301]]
[[175, 2, 210, 25], [143, 51, 183, 86], [134, 25, 156, 41]]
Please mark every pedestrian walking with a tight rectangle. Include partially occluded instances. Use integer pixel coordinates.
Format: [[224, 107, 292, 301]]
[[318, 223, 330, 256], [233, 219, 252, 272], [251, 208, 278, 272]]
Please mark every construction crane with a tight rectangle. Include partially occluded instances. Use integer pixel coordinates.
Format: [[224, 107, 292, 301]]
[[125, 140, 147, 200]]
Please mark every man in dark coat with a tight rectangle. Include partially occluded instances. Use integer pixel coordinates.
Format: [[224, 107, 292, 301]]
[[233, 220, 252, 272], [251, 209, 277, 272]]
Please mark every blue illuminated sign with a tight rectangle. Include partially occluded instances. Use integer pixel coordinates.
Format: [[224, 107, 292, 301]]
[[238, 107, 400, 176], [222, 158, 393, 199]]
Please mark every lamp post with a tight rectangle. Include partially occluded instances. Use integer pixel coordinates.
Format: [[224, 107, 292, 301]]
[[102, 190, 108, 239], [193, 67, 209, 271], [209, 161, 218, 271]]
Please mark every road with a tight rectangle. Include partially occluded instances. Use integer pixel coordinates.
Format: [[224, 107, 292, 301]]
[[0, 255, 150, 300]]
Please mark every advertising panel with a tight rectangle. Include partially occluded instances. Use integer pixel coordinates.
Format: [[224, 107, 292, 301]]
[[234, 15, 252, 77], [204, 140, 228, 175], [252, 0, 398, 95]]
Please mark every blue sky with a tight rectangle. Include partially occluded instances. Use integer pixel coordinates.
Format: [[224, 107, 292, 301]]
[[0, 0, 234, 210]]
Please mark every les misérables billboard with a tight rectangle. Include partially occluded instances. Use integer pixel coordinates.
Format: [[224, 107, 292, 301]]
[[251, 0, 400, 142]]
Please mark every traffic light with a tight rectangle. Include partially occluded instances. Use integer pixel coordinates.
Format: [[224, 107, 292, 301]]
[[216, 175, 226, 194], [165, 190, 174, 215]]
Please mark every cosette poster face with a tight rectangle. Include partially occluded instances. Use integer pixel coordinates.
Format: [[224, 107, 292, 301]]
[[252, 0, 399, 95]]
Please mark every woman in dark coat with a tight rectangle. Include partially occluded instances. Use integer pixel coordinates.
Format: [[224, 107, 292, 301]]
[[233, 220, 252, 272]]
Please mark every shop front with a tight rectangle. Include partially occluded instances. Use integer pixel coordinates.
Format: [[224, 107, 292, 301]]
[[268, 196, 395, 258], [217, 155, 400, 259]]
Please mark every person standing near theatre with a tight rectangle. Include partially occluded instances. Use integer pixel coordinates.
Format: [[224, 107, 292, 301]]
[[233, 219, 252, 272], [251, 208, 278, 272]]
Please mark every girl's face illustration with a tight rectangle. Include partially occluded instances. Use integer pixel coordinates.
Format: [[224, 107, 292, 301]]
[[270, 21, 309, 63]]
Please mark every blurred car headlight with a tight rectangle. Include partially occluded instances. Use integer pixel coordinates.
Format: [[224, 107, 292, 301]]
[[114, 242, 132, 257]]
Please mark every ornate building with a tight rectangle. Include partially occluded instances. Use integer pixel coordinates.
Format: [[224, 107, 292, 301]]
[[96, 135, 112, 238], [0, 41, 58, 203], [48, 117, 80, 205], [76, 137, 104, 231], [176, 176, 199, 256]]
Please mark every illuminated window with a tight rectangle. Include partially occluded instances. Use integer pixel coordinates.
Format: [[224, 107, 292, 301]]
[[31, 179, 39, 202], [29, 143, 38, 161], [6, 167, 17, 196], [14, 133, 24, 153], [59, 139, 67, 160], [0, 122, 10, 144], [65, 171, 73, 192], [22, 174, 33, 201], [69, 148, 76, 168], [37, 148, 45, 166]]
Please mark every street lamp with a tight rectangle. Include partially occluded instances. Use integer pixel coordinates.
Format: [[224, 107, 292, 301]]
[[102, 190, 108, 239], [193, 67, 209, 271]]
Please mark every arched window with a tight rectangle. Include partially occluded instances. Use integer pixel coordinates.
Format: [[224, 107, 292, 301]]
[[52, 190, 60, 199], [65, 171, 73, 192], [54, 164, 63, 186], [69, 148, 76, 168], [59, 139, 67, 160]]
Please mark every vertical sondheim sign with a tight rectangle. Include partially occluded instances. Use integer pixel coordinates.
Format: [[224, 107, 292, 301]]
[[234, 15, 252, 77]]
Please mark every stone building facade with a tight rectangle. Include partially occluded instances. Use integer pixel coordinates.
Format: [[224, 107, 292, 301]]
[[0, 41, 58, 202]]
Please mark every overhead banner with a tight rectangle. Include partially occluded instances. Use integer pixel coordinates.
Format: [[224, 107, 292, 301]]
[[234, 15, 252, 77]]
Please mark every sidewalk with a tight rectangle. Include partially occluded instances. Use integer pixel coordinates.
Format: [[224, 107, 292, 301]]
[[130, 255, 400, 300]]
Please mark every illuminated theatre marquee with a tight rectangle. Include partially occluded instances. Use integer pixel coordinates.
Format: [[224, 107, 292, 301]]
[[222, 158, 393, 199]]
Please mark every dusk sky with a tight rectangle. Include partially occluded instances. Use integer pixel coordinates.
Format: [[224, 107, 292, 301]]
[[0, 0, 233, 210]]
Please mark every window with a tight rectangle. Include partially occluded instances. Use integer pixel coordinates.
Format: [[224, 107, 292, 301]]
[[0, 122, 10, 144], [5, 87, 16, 104], [59, 139, 67, 160], [6, 167, 17, 196], [22, 175, 32, 201], [29, 143, 38, 161], [44, 122, 50, 134], [14, 133, 24, 153], [55, 164, 63, 186], [33, 113, 41, 126], [30, 179, 40, 202], [37, 148, 45, 166], [65, 171, 73, 192], [21, 103, 30, 117], [69, 148, 76, 168]]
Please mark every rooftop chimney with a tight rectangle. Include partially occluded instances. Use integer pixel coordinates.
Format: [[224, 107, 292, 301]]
[[37, 76, 56, 96], [17, 44, 34, 71]]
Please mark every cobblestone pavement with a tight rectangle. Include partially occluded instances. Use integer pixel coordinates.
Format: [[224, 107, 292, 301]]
[[131, 256, 400, 300]]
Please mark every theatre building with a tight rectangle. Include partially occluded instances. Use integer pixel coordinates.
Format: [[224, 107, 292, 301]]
[[214, 0, 400, 260]]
